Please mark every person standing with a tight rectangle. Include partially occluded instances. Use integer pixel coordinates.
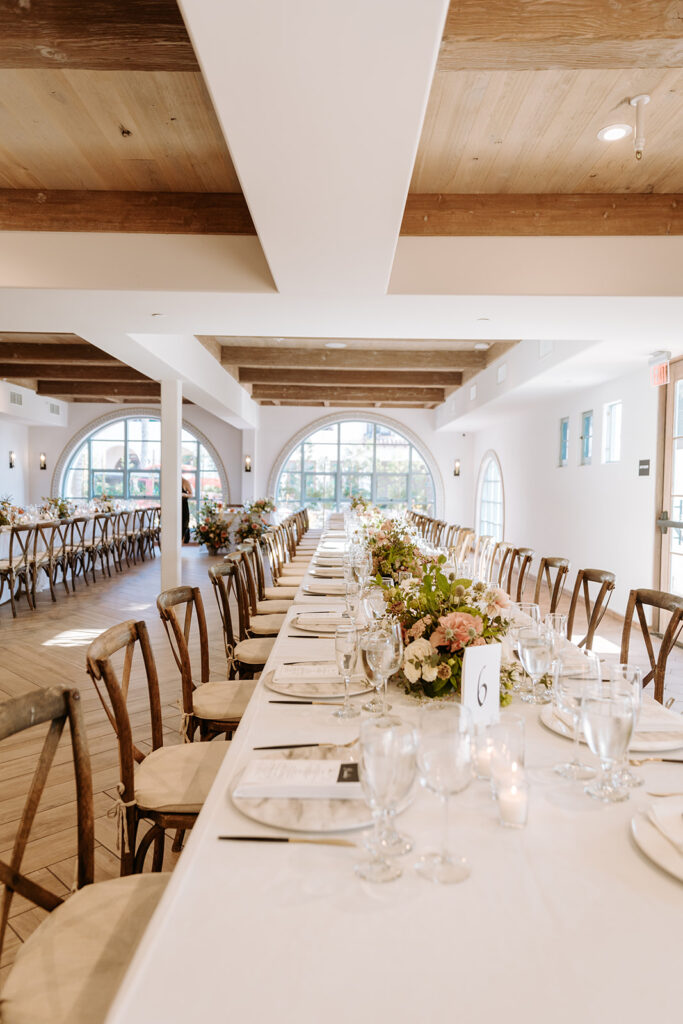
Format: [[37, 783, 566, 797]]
[[181, 477, 193, 543]]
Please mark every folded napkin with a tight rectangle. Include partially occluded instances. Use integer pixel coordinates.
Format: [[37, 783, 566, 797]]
[[233, 759, 362, 800], [304, 580, 347, 595], [310, 566, 345, 578], [636, 703, 683, 737], [648, 800, 683, 855], [314, 556, 345, 567], [273, 662, 364, 685], [294, 613, 348, 631]]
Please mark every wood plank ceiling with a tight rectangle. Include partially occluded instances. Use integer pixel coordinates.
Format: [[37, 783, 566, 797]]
[[0, 2, 682, 408], [0, 333, 174, 403]]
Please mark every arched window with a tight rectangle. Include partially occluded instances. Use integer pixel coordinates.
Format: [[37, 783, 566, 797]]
[[61, 415, 224, 524], [275, 419, 436, 525], [477, 452, 504, 541]]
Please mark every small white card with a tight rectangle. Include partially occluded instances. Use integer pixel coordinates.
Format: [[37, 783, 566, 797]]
[[461, 643, 502, 725], [233, 759, 361, 799]]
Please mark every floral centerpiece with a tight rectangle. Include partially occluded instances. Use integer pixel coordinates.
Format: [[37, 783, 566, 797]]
[[94, 493, 115, 513], [41, 496, 74, 520], [381, 567, 512, 703], [235, 509, 269, 543], [0, 496, 12, 527], [194, 499, 229, 553], [349, 494, 371, 512], [249, 497, 276, 515], [365, 516, 427, 582]]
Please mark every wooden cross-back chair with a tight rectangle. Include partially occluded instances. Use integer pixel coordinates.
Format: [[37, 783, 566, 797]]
[[34, 519, 71, 603], [225, 551, 285, 637], [443, 523, 460, 548], [0, 524, 36, 616], [0, 685, 170, 1024], [490, 541, 513, 588], [235, 542, 292, 614], [86, 620, 227, 874], [157, 585, 254, 741], [67, 516, 90, 589], [431, 520, 446, 546], [454, 527, 475, 565], [257, 538, 299, 599], [208, 562, 276, 679], [566, 568, 616, 650], [533, 556, 570, 614], [620, 588, 683, 704], [88, 513, 114, 581], [472, 534, 493, 578], [506, 547, 535, 602]]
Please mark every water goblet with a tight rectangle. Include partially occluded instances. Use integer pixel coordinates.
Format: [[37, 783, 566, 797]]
[[333, 623, 360, 720], [553, 652, 600, 781], [544, 613, 568, 657], [366, 627, 401, 716], [360, 626, 384, 714], [364, 586, 387, 622], [344, 581, 361, 625], [355, 717, 418, 883], [415, 703, 473, 884], [582, 689, 635, 802], [607, 663, 643, 788], [517, 626, 553, 704]]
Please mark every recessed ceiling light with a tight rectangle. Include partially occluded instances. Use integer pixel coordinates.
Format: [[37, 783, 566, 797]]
[[150, 312, 166, 318], [597, 123, 632, 142], [474, 342, 490, 351], [324, 342, 347, 349], [476, 316, 490, 321]]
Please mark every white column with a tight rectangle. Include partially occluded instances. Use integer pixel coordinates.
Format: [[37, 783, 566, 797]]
[[241, 428, 255, 505], [160, 379, 182, 590]]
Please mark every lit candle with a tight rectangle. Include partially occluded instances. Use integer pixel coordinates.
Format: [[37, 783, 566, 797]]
[[476, 744, 493, 779], [497, 780, 528, 828]]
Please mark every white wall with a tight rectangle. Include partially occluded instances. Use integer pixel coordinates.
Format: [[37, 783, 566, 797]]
[[469, 367, 659, 615], [0, 417, 30, 506], [26, 402, 243, 506], [255, 405, 474, 525]]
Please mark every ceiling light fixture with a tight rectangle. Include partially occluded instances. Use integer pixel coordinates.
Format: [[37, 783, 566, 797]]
[[324, 342, 347, 349], [629, 94, 650, 160], [597, 123, 632, 143], [474, 342, 490, 351]]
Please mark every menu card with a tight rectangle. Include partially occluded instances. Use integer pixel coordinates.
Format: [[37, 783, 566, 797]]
[[273, 662, 364, 685], [233, 759, 361, 799]]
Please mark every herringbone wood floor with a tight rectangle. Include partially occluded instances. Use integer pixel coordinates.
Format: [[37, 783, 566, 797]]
[[0, 544, 230, 987]]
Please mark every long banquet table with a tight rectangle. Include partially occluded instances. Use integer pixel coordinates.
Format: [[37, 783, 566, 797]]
[[106, 534, 683, 1024]]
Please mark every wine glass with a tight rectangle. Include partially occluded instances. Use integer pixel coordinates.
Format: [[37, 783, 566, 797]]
[[582, 689, 635, 802], [544, 613, 568, 657], [363, 586, 386, 622], [359, 627, 383, 714], [353, 551, 373, 587], [344, 581, 361, 625], [517, 626, 553, 704], [607, 663, 643, 788], [415, 703, 473, 884], [355, 716, 418, 883], [366, 626, 401, 716], [553, 652, 600, 780], [334, 624, 360, 720]]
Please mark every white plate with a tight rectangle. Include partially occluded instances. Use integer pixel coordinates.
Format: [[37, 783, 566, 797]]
[[539, 704, 683, 753], [303, 583, 347, 596], [291, 613, 346, 634], [631, 798, 683, 883], [264, 670, 372, 700], [309, 567, 345, 578], [230, 746, 377, 832]]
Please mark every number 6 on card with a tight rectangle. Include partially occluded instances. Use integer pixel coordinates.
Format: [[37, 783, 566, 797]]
[[461, 644, 502, 725]]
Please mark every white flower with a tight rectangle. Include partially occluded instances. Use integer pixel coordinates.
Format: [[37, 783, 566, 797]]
[[421, 663, 438, 682], [403, 659, 421, 683], [404, 637, 433, 662]]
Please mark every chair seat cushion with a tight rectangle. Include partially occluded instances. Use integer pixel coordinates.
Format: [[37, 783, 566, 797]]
[[1, 872, 169, 1024], [256, 599, 292, 614], [263, 586, 298, 599], [191, 679, 254, 721], [134, 742, 227, 812], [279, 574, 306, 584], [249, 614, 285, 636], [235, 636, 275, 665]]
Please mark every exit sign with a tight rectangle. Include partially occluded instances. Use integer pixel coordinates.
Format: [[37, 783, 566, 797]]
[[649, 352, 670, 387]]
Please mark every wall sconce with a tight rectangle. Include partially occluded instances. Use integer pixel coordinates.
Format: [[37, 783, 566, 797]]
[[8, 451, 15, 469], [244, 455, 252, 473], [453, 459, 461, 477], [39, 453, 47, 471]]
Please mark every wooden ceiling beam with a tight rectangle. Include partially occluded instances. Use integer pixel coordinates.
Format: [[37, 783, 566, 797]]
[[0, 0, 199, 72], [36, 381, 161, 398], [0, 363, 147, 381], [238, 367, 463, 387], [222, 347, 486, 371], [402, 194, 683, 236], [251, 385, 445, 403], [0, 191, 255, 234], [437, 0, 683, 71], [0, 341, 119, 363]]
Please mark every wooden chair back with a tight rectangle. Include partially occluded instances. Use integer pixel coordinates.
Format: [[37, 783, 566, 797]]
[[431, 520, 446, 546], [533, 556, 570, 613], [455, 528, 475, 564], [443, 524, 460, 548], [208, 561, 243, 673], [566, 568, 616, 649], [157, 586, 212, 723], [491, 542, 513, 587], [0, 686, 94, 960], [473, 535, 492, 576], [620, 588, 683, 703], [234, 543, 261, 616], [8, 524, 35, 569], [506, 547, 534, 602]]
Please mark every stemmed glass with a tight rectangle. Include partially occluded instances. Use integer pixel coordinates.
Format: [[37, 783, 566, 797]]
[[544, 613, 567, 657], [517, 626, 553, 704], [507, 603, 540, 688], [582, 689, 635, 802], [607, 663, 643, 788], [366, 624, 402, 715], [355, 717, 418, 883], [333, 623, 360, 720], [363, 586, 386, 623], [353, 551, 373, 588], [553, 651, 600, 780], [344, 581, 361, 625], [415, 703, 473, 884], [360, 626, 384, 713]]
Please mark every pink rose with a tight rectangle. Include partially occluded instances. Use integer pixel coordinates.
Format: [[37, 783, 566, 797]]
[[486, 588, 511, 616], [430, 612, 484, 652]]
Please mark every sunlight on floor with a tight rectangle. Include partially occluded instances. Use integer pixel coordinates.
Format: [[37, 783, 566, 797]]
[[43, 628, 106, 647], [569, 633, 620, 655]]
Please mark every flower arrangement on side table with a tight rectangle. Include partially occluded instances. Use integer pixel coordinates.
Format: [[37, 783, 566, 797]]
[[194, 499, 229, 553], [380, 568, 512, 703]]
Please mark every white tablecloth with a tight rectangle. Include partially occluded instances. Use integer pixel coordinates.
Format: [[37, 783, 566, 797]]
[[105, 541, 683, 1024]]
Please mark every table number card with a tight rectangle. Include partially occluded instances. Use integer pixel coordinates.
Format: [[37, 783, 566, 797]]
[[461, 643, 502, 725]]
